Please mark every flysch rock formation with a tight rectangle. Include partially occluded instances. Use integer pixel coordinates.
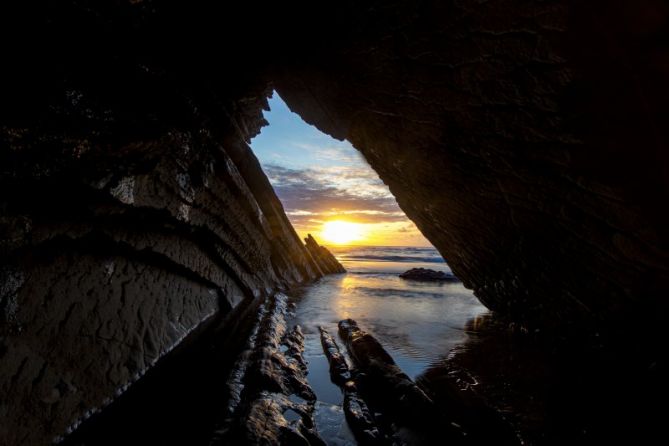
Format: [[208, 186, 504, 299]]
[[337, 319, 519, 446], [318, 327, 385, 445], [0, 18, 343, 441], [1, 1, 668, 444], [305, 234, 347, 275], [211, 294, 324, 446]]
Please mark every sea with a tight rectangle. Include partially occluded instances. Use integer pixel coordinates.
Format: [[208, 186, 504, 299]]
[[286, 245, 489, 445]]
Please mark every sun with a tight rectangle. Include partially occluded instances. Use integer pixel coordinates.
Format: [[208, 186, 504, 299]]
[[320, 220, 366, 245]]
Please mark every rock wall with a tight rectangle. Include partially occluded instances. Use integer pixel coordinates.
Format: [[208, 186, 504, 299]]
[[0, 3, 342, 441], [273, 0, 669, 330], [0, 106, 344, 445], [0, 119, 341, 445]]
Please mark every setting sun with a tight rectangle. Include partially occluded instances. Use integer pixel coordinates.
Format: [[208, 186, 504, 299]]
[[320, 220, 366, 245]]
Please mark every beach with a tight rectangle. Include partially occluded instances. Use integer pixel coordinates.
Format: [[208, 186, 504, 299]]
[[286, 245, 488, 444]]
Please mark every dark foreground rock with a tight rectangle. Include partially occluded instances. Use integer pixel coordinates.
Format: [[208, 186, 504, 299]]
[[338, 319, 520, 445], [211, 293, 324, 445], [318, 326, 351, 386], [319, 327, 385, 445], [0, 50, 339, 444], [399, 268, 459, 282], [337, 320, 439, 429]]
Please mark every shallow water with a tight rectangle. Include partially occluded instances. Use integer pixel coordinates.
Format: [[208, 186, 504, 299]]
[[286, 246, 488, 443]]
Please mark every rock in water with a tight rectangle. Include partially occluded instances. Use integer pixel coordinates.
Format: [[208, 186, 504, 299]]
[[318, 326, 351, 385], [304, 234, 346, 275], [318, 327, 385, 445], [399, 268, 458, 282], [339, 319, 434, 427], [211, 294, 324, 446], [337, 319, 521, 445]]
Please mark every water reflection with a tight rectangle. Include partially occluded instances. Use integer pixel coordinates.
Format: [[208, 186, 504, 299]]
[[287, 261, 489, 444], [290, 264, 487, 379], [290, 249, 668, 444]]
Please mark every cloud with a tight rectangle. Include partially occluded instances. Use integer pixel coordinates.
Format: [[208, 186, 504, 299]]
[[286, 210, 315, 216], [263, 164, 407, 226], [290, 142, 366, 164]]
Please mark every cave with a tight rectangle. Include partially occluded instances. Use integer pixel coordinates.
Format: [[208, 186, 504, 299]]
[[1, 1, 668, 445]]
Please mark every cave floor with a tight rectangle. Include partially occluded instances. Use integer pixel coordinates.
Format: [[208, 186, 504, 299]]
[[285, 269, 487, 445], [59, 270, 667, 446]]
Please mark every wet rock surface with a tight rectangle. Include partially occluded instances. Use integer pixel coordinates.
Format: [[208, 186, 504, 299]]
[[337, 320, 442, 434], [57, 296, 262, 446], [0, 126, 331, 444], [420, 314, 669, 445], [399, 268, 458, 282], [319, 327, 385, 445], [338, 318, 520, 446], [0, 40, 331, 445], [319, 327, 352, 386], [211, 293, 324, 446]]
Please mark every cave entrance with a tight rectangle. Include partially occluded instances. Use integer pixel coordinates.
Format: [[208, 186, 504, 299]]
[[250, 91, 431, 249], [247, 93, 487, 440]]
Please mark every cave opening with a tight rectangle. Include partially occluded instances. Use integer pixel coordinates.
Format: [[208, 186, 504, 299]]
[[250, 91, 432, 249], [243, 92, 491, 443]]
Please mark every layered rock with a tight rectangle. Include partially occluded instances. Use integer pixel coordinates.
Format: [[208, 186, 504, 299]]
[[337, 319, 437, 430], [304, 234, 346, 275], [0, 126, 331, 445], [318, 327, 385, 445], [0, 26, 331, 442], [337, 319, 519, 445], [211, 294, 324, 446]]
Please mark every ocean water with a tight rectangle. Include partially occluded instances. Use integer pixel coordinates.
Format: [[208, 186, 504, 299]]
[[287, 245, 489, 445]]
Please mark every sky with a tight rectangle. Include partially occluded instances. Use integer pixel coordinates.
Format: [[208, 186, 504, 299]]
[[250, 92, 432, 247]]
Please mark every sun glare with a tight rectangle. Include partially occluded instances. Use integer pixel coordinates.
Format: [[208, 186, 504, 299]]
[[320, 220, 365, 245]]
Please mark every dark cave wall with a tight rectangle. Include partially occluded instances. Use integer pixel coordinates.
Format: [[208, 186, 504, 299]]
[[0, 3, 343, 440], [274, 0, 669, 328], [0, 109, 336, 445]]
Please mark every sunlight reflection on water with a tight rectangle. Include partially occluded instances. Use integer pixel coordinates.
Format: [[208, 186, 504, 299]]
[[291, 257, 488, 379], [287, 250, 489, 443]]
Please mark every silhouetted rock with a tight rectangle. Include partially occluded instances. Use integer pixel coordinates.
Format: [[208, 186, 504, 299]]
[[343, 382, 386, 446], [304, 234, 346, 275], [399, 268, 458, 282], [338, 319, 519, 445]]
